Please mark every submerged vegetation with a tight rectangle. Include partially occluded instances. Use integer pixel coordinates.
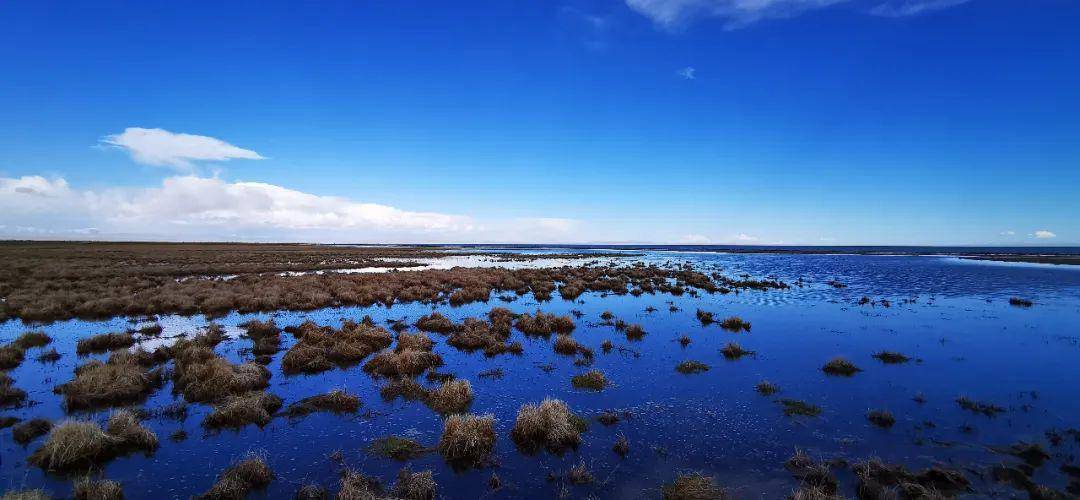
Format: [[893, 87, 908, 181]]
[[676, 360, 710, 374]]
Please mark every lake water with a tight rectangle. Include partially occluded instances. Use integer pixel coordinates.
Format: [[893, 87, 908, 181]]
[[2, 250, 1080, 498]]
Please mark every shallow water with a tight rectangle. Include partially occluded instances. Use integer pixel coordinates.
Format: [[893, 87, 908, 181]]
[[2, 251, 1080, 498]]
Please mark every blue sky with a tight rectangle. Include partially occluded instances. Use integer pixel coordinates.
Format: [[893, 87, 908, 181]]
[[1, 0, 1078, 245]]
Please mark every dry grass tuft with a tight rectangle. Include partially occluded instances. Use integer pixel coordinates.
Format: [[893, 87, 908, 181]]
[[719, 316, 751, 332], [425, 379, 473, 415], [571, 370, 608, 391], [676, 360, 710, 374], [391, 467, 437, 500], [337, 469, 385, 499], [821, 357, 861, 376], [867, 409, 896, 428], [780, 399, 822, 417], [199, 453, 274, 499], [73, 477, 123, 500], [872, 351, 910, 364], [396, 332, 434, 351], [510, 398, 585, 454], [281, 321, 393, 375], [662, 472, 727, 499], [756, 380, 779, 395], [173, 345, 271, 403], [0, 371, 28, 407], [56, 357, 165, 411], [284, 389, 360, 418], [28, 414, 156, 472], [437, 413, 496, 466], [13, 418, 53, 445], [76, 332, 135, 355], [567, 461, 595, 484], [720, 342, 754, 360], [14, 331, 51, 350], [105, 410, 158, 452], [363, 348, 443, 378], [416, 312, 457, 334], [956, 396, 1005, 417], [613, 434, 630, 457], [624, 324, 646, 340], [203, 392, 283, 429], [514, 311, 575, 336]]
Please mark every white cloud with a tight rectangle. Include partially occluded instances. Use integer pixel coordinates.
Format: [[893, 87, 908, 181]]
[[679, 234, 712, 244], [1033, 230, 1057, 239], [626, 0, 848, 29], [677, 67, 696, 79], [733, 233, 759, 242], [1000, 230, 1016, 236], [100, 127, 265, 171], [1, 175, 591, 243], [869, 0, 970, 17]]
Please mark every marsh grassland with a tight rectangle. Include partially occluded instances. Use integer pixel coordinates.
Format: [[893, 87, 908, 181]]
[[2, 243, 1080, 498]]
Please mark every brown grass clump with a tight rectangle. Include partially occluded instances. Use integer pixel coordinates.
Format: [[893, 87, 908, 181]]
[[662, 472, 727, 499], [821, 357, 861, 376], [0, 344, 27, 371], [284, 389, 360, 417], [0, 371, 27, 407], [294, 483, 327, 500], [696, 309, 715, 325], [956, 396, 1005, 417], [416, 312, 457, 334], [203, 392, 283, 429], [13, 418, 53, 445], [780, 399, 822, 417], [200, 453, 274, 499], [56, 356, 165, 411], [425, 379, 473, 415], [281, 321, 393, 375], [36, 348, 61, 363], [756, 380, 779, 395], [14, 331, 51, 350], [29, 421, 119, 470], [337, 469, 386, 499], [514, 311, 575, 336], [872, 351, 910, 364], [567, 461, 595, 484], [363, 348, 443, 378], [369, 436, 428, 460], [510, 398, 585, 454], [28, 414, 157, 472], [676, 360, 710, 374], [553, 335, 585, 356], [625, 324, 646, 340], [73, 477, 123, 500], [173, 347, 270, 403], [854, 460, 970, 499], [571, 370, 608, 391], [396, 332, 434, 351], [75, 332, 135, 355], [720, 342, 754, 360], [719, 316, 751, 332], [438, 413, 496, 466], [105, 410, 158, 452], [391, 467, 437, 500], [785, 449, 840, 498], [613, 434, 630, 457], [446, 318, 521, 357], [242, 318, 281, 356], [867, 410, 896, 428]]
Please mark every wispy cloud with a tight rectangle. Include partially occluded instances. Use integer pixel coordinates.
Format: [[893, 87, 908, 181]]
[[733, 233, 759, 242], [679, 234, 712, 244], [677, 67, 696, 79], [625, 0, 848, 30], [100, 127, 265, 172], [625, 0, 972, 29], [1000, 230, 1016, 236], [1033, 230, 1057, 239], [869, 0, 971, 17], [559, 6, 615, 52]]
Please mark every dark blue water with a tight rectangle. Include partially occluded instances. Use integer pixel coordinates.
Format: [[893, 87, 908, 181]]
[[2, 252, 1080, 498]]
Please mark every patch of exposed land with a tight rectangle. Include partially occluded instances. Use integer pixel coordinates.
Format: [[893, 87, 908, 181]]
[[0, 242, 658, 322]]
